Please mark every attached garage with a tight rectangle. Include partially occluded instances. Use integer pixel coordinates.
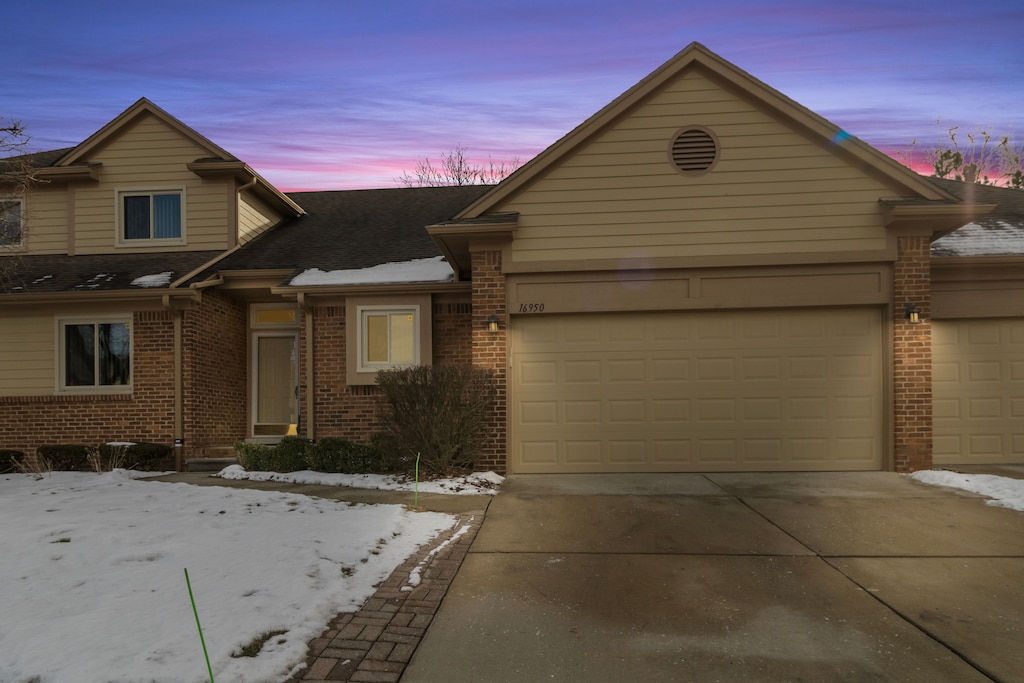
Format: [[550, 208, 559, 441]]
[[510, 307, 884, 473], [933, 319, 1024, 465], [429, 44, 1010, 475]]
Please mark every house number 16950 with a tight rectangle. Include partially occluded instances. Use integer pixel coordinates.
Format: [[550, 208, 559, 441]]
[[518, 303, 545, 313]]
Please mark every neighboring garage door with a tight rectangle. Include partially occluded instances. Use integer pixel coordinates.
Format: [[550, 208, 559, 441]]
[[933, 319, 1024, 465], [510, 307, 884, 473]]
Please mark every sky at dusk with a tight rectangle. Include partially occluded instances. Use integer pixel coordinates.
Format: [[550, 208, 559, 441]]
[[6, 0, 1022, 191]]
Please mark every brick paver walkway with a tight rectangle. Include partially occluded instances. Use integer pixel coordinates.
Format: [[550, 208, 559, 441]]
[[290, 512, 484, 682]]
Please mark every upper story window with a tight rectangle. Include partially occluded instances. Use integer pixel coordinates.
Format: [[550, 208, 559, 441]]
[[118, 189, 184, 244], [0, 198, 23, 247]]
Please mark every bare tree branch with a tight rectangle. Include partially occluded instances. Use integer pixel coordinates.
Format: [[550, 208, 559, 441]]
[[903, 121, 1023, 189], [1, 115, 34, 283], [397, 144, 521, 187]]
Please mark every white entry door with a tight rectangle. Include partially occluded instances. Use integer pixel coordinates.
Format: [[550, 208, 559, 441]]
[[252, 333, 298, 437]]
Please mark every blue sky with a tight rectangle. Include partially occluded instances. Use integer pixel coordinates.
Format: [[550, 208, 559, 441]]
[[6, 0, 1022, 190]]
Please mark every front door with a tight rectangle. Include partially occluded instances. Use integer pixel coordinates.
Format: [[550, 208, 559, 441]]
[[252, 332, 298, 437]]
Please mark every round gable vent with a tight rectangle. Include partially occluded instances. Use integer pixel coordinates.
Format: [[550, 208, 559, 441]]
[[670, 127, 719, 175]]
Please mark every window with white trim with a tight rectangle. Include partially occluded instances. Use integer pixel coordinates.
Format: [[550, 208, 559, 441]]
[[0, 197, 23, 246], [59, 318, 132, 391], [118, 190, 184, 243], [357, 306, 419, 373]]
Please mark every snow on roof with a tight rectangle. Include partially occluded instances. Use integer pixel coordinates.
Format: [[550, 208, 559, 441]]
[[932, 220, 1024, 257], [290, 256, 454, 287], [131, 272, 173, 288]]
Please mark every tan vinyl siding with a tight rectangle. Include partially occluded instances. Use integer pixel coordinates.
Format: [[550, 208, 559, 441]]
[[72, 113, 231, 254], [7, 186, 69, 255], [0, 314, 54, 395], [501, 69, 893, 265], [238, 192, 283, 244]]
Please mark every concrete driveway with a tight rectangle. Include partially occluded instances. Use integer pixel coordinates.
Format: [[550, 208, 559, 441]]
[[402, 472, 1024, 682]]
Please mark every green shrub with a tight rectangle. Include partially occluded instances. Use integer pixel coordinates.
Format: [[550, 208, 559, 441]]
[[234, 441, 274, 471], [308, 438, 387, 473], [233, 437, 308, 473], [376, 365, 496, 476], [272, 436, 309, 472], [36, 444, 91, 471], [0, 449, 25, 473]]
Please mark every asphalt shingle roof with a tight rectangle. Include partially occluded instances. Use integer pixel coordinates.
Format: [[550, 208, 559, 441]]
[[928, 178, 1024, 257], [189, 185, 492, 284], [0, 251, 224, 294]]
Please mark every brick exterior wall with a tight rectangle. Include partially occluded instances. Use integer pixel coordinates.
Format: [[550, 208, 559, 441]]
[[0, 310, 176, 460], [304, 300, 474, 444], [470, 249, 508, 474], [892, 234, 933, 472], [181, 291, 248, 457], [306, 305, 380, 442]]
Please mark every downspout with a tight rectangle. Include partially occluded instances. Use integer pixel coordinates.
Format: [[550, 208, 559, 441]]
[[161, 294, 187, 471], [173, 309, 184, 470], [298, 292, 314, 440]]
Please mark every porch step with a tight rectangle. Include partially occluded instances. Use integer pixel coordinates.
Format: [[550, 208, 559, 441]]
[[185, 457, 239, 473]]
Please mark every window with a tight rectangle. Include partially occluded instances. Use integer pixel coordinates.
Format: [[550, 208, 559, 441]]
[[346, 295, 432, 385], [59, 319, 131, 390], [119, 190, 183, 242], [358, 306, 418, 372], [0, 198, 23, 246]]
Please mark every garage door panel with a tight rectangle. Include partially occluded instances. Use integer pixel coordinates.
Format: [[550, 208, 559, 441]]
[[934, 319, 1024, 465], [512, 309, 883, 473]]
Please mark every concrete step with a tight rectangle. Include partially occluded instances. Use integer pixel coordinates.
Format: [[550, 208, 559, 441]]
[[185, 457, 238, 473]]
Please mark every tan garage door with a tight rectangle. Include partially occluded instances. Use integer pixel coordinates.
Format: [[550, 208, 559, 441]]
[[934, 319, 1024, 465], [510, 308, 883, 473]]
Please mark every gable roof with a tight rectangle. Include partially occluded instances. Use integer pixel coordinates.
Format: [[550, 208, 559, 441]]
[[455, 42, 957, 220], [32, 98, 303, 216], [187, 185, 492, 287], [54, 98, 236, 166]]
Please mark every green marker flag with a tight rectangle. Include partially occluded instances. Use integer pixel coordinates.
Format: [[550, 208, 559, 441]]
[[415, 452, 421, 507], [184, 568, 216, 683]]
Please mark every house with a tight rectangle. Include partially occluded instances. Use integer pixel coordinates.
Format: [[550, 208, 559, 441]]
[[1, 43, 1022, 474]]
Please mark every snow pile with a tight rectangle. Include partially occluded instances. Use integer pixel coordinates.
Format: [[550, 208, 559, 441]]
[[216, 464, 504, 495], [132, 271, 174, 287], [289, 256, 453, 286], [0, 470, 455, 683], [911, 470, 1024, 511]]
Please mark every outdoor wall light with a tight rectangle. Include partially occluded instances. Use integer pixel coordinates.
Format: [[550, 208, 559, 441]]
[[904, 304, 922, 324], [487, 314, 500, 333]]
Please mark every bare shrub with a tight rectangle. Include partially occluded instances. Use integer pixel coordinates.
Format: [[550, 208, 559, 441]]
[[376, 365, 496, 476]]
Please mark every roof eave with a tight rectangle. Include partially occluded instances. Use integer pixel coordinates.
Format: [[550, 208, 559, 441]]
[[0, 287, 200, 307], [426, 219, 518, 280], [187, 161, 305, 216], [881, 201, 997, 239], [272, 280, 472, 302]]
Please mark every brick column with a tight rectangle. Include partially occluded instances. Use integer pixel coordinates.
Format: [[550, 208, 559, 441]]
[[892, 235, 932, 472], [471, 248, 508, 474]]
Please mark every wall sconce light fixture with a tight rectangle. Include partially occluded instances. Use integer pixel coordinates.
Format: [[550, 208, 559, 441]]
[[487, 314, 500, 333], [904, 304, 922, 324]]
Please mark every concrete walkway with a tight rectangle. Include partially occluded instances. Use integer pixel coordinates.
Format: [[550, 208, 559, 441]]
[[402, 472, 1024, 682]]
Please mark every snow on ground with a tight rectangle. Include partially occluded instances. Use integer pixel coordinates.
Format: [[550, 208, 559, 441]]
[[0, 469, 460, 683], [216, 464, 504, 495], [911, 470, 1024, 511]]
